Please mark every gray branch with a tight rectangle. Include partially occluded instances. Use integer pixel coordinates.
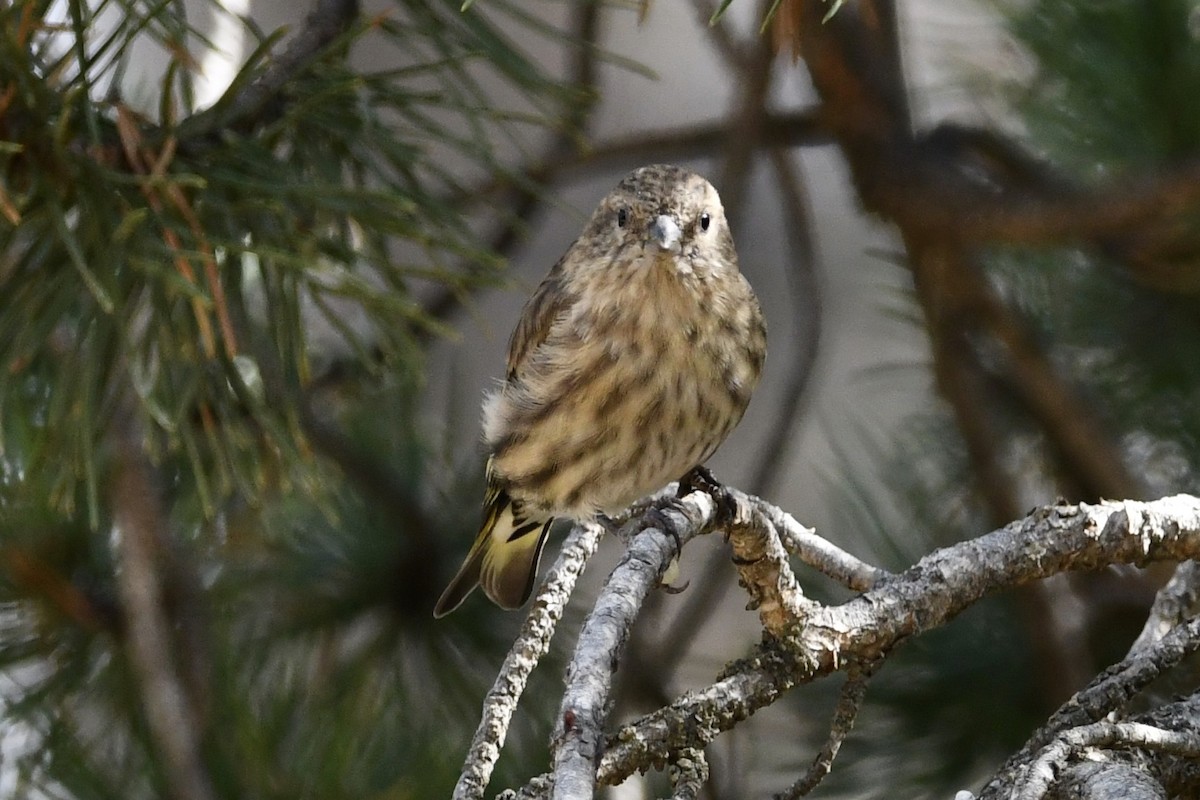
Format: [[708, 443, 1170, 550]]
[[776, 662, 876, 799], [551, 492, 717, 800], [591, 495, 1200, 789], [669, 747, 710, 800], [730, 487, 888, 593], [982, 615, 1200, 798], [1018, 722, 1200, 800], [1055, 762, 1167, 800], [1129, 560, 1200, 654], [481, 494, 1200, 798], [452, 521, 607, 800]]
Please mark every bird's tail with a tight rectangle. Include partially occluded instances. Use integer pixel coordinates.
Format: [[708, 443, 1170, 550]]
[[433, 478, 553, 618]]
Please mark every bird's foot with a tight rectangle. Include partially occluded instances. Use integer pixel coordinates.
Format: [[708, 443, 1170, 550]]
[[643, 505, 684, 558], [642, 504, 690, 595], [677, 465, 736, 529]]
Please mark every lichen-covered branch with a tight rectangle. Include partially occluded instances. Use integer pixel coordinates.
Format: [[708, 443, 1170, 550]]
[[452, 521, 607, 800], [980, 615, 1200, 798], [587, 496, 1200, 790], [777, 662, 876, 799], [481, 491, 1200, 799], [551, 492, 717, 800], [668, 747, 709, 800], [1017, 722, 1200, 800]]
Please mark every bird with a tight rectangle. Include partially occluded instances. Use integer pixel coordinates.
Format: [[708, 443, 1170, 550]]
[[433, 164, 766, 618]]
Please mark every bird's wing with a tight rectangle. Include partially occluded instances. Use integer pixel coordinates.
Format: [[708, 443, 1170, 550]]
[[505, 253, 575, 381]]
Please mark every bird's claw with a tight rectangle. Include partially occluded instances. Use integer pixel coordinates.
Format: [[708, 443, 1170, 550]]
[[678, 465, 736, 528], [644, 506, 684, 557]]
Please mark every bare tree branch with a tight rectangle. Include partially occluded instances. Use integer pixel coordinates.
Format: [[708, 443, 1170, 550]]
[[1019, 722, 1200, 800], [1055, 762, 1168, 800], [724, 494, 815, 635], [481, 494, 1200, 798], [588, 495, 1200, 791], [732, 487, 886, 593], [776, 661, 876, 799], [982, 616, 1200, 797], [453, 521, 607, 800], [1131, 560, 1200, 654], [551, 492, 717, 800]]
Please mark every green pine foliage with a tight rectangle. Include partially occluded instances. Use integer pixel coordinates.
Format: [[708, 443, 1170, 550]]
[[0, 1, 578, 796], [0, 0, 571, 522], [994, 0, 1200, 489]]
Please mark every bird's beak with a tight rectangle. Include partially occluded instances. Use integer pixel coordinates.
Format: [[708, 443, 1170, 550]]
[[648, 214, 682, 253]]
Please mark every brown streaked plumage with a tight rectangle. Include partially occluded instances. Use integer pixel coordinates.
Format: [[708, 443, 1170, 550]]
[[433, 164, 766, 618]]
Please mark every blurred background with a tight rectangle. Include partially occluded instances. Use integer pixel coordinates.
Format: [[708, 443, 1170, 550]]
[[2, 0, 1199, 797]]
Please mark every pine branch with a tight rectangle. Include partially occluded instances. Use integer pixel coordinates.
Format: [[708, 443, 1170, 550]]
[[551, 493, 718, 800], [473, 493, 1200, 798], [452, 521, 607, 800], [982, 615, 1200, 797], [776, 661, 876, 799], [174, 0, 361, 148], [1130, 561, 1200, 655]]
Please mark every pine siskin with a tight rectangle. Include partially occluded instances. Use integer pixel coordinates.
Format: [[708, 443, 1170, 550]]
[[433, 164, 766, 617]]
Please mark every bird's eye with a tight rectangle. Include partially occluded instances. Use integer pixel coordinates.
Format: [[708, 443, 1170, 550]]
[[616, 208, 629, 228], [699, 212, 712, 232]]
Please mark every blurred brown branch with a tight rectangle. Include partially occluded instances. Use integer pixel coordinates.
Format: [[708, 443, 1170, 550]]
[[780, 0, 1182, 711], [110, 397, 215, 800]]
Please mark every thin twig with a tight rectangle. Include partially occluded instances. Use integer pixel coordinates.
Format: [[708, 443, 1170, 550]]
[[733, 487, 888, 592], [441, 110, 827, 219], [550, 493, 717, 800], [776, 661, 876, 799], [453, 521, 607, 800], [669, 746, 710, 800], [1130, 560, 1200, 654]]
